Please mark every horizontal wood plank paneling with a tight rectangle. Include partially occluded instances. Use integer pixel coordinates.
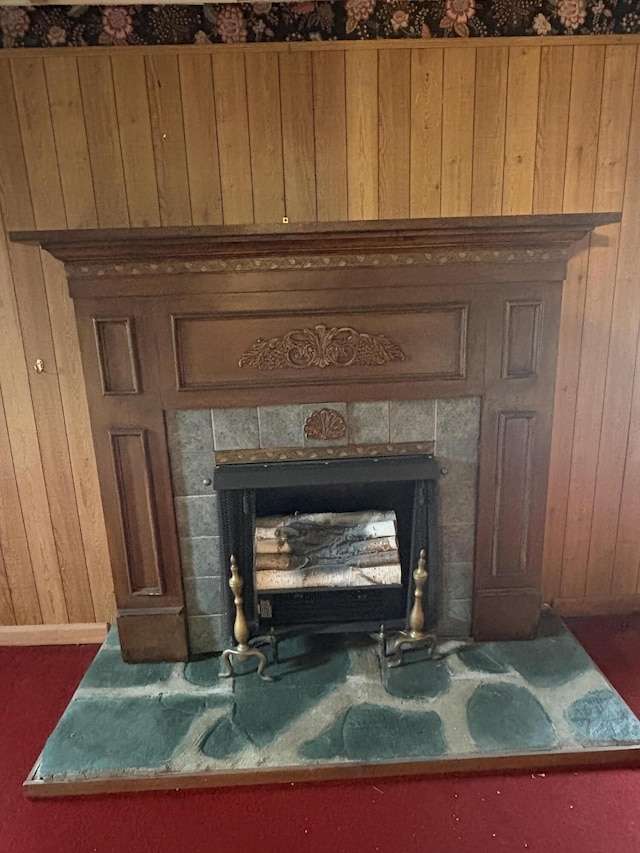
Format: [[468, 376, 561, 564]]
[[1, 40, 639, 628]]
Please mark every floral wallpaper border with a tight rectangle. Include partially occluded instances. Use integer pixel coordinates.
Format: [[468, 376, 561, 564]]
[[1, 1, 640, 49]]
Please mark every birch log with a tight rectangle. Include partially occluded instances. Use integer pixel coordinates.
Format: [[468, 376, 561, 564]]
[[254, 509, 402, 591]]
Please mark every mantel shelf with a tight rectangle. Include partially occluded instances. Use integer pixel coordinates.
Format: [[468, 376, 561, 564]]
[[11, 213, 620, 268]]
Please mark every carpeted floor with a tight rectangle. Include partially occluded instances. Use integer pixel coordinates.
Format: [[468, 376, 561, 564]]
[[1, 613, 640, 852]]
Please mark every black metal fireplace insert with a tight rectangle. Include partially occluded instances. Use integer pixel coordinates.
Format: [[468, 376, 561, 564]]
[[213, 454, 441, 638]]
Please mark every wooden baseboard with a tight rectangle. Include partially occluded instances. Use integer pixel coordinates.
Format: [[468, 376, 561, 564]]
[[552, 595, 640, 617], [0, 623, 108, 646]]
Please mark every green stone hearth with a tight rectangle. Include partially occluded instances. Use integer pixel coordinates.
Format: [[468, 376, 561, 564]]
[[34, 612, 640, 786]]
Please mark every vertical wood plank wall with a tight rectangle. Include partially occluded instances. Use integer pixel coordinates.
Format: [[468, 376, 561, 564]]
[[1, 39, 639, 627]]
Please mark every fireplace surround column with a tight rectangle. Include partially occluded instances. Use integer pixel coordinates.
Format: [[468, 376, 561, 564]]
[[11, 215, 619, 662]]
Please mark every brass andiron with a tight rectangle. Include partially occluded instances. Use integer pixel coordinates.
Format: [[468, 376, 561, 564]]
[[219, 555, 274, 682], [384, 548, 437, 668]]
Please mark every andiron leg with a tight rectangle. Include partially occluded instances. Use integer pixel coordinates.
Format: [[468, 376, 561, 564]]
[[382, 549, 438, 668], [219, 555, 274, 682]]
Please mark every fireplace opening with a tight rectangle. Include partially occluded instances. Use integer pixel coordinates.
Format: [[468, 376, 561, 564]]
[[214, 454, 441, 637]]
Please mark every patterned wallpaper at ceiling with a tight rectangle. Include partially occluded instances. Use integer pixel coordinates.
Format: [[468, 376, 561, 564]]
[[1, 0, 640, 47]]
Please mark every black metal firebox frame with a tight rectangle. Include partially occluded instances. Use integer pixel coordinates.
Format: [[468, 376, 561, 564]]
[[214, 454, 441, 639]]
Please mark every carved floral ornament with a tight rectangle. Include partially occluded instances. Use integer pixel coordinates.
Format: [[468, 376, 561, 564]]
[[238, 324, 406, 371]]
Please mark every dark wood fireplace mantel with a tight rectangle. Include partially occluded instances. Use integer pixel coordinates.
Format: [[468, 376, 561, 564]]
[[12, 215, 619, 662]]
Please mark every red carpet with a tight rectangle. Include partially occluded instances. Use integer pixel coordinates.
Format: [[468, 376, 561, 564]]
[[1, 615, 639, 853]]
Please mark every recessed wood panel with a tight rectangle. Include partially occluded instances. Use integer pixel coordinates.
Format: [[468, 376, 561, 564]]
[[502, 301, 543, 379], [492, 412, 536, 578], [109, 429, 163, 596], [94, 319, 140, 395], [172, 306, 468, 391]]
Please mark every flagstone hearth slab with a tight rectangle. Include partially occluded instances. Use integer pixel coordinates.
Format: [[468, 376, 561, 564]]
[[25, 612, 640, 798]]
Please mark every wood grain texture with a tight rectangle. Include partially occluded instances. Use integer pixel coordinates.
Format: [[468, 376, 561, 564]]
[[111, 54, 161, 227], [77, 56, 130, 228], [279, 52, 317, 223], [312, 51, 348, 221], [44, 56, 98, 230], [560, 224, 620, 598], [346, 50, 378, 221], [1, 41, 639, 627], [533, 46, 572, 215], [40, 251, 114, 622], [541, 240, 589, 603], [245, 52, 285, 223], [211, 52, 254, 225], [441, 48, 475, 217], [378, 49, 410, 220], [410, 49, 443, 219], [587, 55, 640, 599], [502, 46, 540, 216], [178, 55, 223, 226], [0, 623, 108, 646], [0, 383, 39, 624], [0, 63, 72, 624], [10, 90, 96, 623], [145, 55, 192, 226], [472, 46, 508, 217], [562, 46, 606, 213]]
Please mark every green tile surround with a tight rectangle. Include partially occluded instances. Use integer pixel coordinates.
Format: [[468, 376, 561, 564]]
[[34, 612, 640, 788]]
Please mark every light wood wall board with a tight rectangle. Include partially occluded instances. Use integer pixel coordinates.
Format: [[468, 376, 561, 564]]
[[501, 46, 540, 216], [346, 50, 378, 221], [378, 49, 411, 220], [586, 51, 640, 600], [533, 46, 572, 215], [312, 51, 348, 221], [279, 52, 317, 223], [471, 46, 508, 217], [441, 48, 475, 218], [245, 52, 286, 223], [77, 56, 131, 229], [211, 52, 254, 225], [409, 48, 443, 219], [111, 55, 161, 227], [1, 39, 640, 628], [145, 54, 193, 226], [178, 54, 223, 227]]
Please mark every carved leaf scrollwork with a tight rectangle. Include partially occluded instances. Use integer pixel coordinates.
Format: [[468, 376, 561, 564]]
[[238, 324, 406, 371]]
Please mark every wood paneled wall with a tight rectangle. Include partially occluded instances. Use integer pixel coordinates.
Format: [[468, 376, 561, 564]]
[[1, 38, 639, 627]]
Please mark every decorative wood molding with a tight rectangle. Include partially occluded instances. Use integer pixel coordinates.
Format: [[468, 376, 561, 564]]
[[0, 623, 108, 646], [239, 324, 405, 371], [63, 248, 578, 278], [304, 408, 347, 440], [11, 214, 619, 275], [214, 441, 435, 466]]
